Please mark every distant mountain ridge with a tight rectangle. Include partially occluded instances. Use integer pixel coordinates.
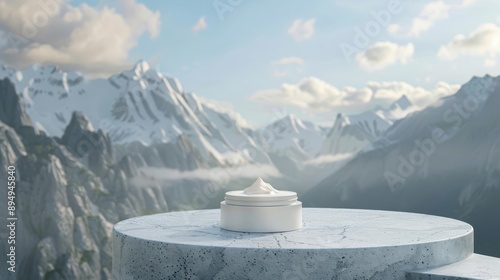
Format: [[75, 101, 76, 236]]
[[2, 61, 499, 280], [0, 62, 269, 167], [304, 74, 500, 257], [320, 95, 418, 156], [0, 62, 460, 176], [255, 114, 324, 177]]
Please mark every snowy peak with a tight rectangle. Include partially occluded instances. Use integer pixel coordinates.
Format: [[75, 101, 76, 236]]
[[113, 60, 153, 81], [321, 112, 382, 156], [63, 111, 95, 136], [283, 114, 299, 125], [320, 102, 406, 156], [390, 95, 412, 111], [0, 62, 268, 167], [182, 92, 204, 112], [320, 93, 422, 156], [270, 114, 306, 134], [133, 60, 151, 74], [259, 114, 323, 159]]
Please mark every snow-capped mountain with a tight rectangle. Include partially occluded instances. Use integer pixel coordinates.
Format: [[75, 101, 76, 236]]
[[320, 95, 418, 156], [0, 62, 269, 166], [254, 114, 324, 177], [183, 93, 271, 165], [304, 75, 500, 257], [249, 97, 419, 177], [0, 64, 116, 135], [259, 114, 324, 158], [382, 94, 415, 121]]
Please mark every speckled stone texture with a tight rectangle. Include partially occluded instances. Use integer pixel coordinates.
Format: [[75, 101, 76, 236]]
[[407, 254, 500, 280], [113, 208, 473, 280]]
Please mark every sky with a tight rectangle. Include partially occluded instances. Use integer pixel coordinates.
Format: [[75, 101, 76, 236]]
[[0, 0, 499, 127]]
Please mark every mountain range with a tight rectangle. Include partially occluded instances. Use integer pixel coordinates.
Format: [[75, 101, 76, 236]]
[[1, 62, 499, 280], [0, 62, 270, 168], [0, 61, 424, 180], [304, 75, 500, 257]]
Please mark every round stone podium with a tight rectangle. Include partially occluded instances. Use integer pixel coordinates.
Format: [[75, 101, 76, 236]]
[[112, 208, 473, 280]]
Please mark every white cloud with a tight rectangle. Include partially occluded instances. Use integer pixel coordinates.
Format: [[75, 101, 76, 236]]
[[273, 57, 304, 65], [251, 77, 372, 112], [192, 16, 207, 32], [0, 0, 160, 77], [304, 153, 354, 167], [355, 42, 414, 71], [273, 70, 288, 78], [387, 24, 401, 35], [408, 1, 450, 37], [365, 81, 459, 108], [119, 0, 160, 37], [461, 0, 476, 7], [138, 165, 281, 185], [288, 18, 315, 41], [271, 57, 304, 78], [250, 77, 459, 113], [438, 23, 500, 66]]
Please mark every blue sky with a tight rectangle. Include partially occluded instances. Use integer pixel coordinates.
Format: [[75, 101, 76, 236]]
[[1, 0, 499, 126]]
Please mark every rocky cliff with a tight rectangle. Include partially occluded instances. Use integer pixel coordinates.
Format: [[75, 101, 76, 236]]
[[0, 78, 169, 280]]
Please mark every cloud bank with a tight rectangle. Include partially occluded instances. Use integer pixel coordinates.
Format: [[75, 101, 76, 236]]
[[356, 42, 414, 71], [0, 0, 160, 77], [438, 23, 500, 67], [251, 77, 459, 113]]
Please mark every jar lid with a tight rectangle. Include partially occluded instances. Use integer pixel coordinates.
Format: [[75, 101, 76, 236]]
[[224, 190, 297, 207]]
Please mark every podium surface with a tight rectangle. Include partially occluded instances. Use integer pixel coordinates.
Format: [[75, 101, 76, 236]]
[[113, 208, 477, 280]]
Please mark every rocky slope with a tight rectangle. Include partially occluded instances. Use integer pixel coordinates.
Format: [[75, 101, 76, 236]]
[[304, 75, 500, 257], [0, 78, 169, 280]]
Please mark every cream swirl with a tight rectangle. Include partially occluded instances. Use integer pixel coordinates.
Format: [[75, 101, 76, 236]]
[[243, 177, 280, 195]]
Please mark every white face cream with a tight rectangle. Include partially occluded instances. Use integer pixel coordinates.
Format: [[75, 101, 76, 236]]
[[243, 177, 280, 195], [221, 177, 302, 233]]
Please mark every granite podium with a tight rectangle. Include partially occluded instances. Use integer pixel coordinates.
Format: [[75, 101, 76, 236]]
[[112, 208, 500, 279], [113, 179, 500, 279]]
